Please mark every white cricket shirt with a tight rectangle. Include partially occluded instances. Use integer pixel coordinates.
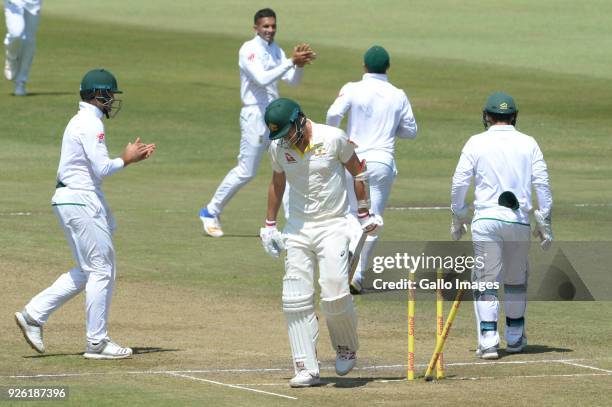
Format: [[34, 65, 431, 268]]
[[269, 122, 355, 226], [56, 102, 124, 193], [451, 125, 553, 224], [326, 73, 417, 169], [239, 35, 303, 107]]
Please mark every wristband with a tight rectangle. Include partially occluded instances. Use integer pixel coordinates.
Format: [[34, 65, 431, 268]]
[[265, 219, 277, 227]]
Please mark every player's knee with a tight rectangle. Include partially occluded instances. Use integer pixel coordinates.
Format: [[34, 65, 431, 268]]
[[282, 275, 314, 314], [233, 167, 257, 184], [320, 292, 354, 316], [319, 275, 349, 298], [474, 288, 498, 302]]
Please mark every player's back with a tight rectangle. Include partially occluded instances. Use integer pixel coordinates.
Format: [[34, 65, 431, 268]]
[[467, 125, 538, 221], [345, 75, 406, 154]]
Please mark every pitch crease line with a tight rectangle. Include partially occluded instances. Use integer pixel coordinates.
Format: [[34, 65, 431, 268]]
[[1, 357, 591, 379], [165, 372, 297, 400], [559, 361, 612, 374]]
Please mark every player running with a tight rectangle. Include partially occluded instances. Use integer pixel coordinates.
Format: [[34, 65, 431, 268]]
[[326, 45, 417, 294], [199, 8, 315, 237], [260, 98, 382, 387], [450, 92, 553, 359]]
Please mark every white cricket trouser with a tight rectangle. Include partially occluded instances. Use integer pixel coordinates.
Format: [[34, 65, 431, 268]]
[[25, 188, 117, 344], [283, 216, 358, 372], [346, 161, 396, 284], [284, 217, 353, 299], [4, 0, 40, 84], [207, 105, 269, 216], [471, 218, 531, 347]]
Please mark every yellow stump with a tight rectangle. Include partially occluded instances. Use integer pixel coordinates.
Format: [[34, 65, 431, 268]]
[[436, 269, 445, 379], [407, 271, 415, 380], [424, 288, 465, 381]]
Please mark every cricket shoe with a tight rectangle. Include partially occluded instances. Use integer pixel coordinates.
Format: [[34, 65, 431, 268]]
[[289, 370, 321, 388], [335, 347, 357, 376], [14, 310, 45, 353], [4, 55, 17, 81], [475, 344, 499, 360], [83, 338, 133, 360], [199, 207, 223, 237], [14, 81, 26, 96], [506, 335, 527, 354]]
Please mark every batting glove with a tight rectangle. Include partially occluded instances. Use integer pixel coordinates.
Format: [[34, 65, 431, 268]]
[[259, 220, 285, 258], [533, 210, 553, 251], [450, 207, 469, 241], [358, 212, 383, 235]]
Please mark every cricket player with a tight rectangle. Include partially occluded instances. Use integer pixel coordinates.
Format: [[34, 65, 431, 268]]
[[326, 45, 417, 294], [4, 0, 41, 96], [260, 98, 382, 387], [14, 68, 156, 359], [199, 8, 316, 237], [450, 92, 553, 359]]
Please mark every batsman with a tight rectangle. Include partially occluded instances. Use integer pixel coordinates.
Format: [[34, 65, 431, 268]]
[[451, 92, 553, 359], [260, 98, 382, 387]]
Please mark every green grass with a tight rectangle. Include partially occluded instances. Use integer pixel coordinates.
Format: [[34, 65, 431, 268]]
[[1, 2, 611, 406]]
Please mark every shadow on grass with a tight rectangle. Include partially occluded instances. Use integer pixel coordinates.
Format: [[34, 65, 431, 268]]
[[132, 347, 182, 355], [465, 344, 574, 359], [23, 347, 181, 358], [320, 376, 404, 388], [504, 344, 573, 356]]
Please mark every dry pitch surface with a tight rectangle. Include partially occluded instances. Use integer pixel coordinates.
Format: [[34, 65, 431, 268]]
[[2, 1, 612, 405]]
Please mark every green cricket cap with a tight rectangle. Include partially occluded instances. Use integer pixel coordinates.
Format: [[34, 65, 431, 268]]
[[264, 98, 302, 140], [80, 68, 122, 94], [484, 92, 517, 115], [364, 45, 390, 74]]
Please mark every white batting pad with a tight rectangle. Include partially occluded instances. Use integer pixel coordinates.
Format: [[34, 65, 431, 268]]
[[320, 293, 359, 352], [282, 276, 319, 374]]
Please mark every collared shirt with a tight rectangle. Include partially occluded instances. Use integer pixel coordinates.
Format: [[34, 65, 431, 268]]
[[269, 122, 355, 226], [325, 73, 417, 169], [10, 0, 42, 14], [451, 125, 553, 224], [238, 34, 303, 107], [56, 102, 124, 193]]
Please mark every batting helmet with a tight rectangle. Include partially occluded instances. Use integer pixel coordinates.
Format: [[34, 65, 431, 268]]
[[483, 92, 517, 115], [264, 98, 303, 140], [80, 69, 122, 100], [482, 92, 518, 129]]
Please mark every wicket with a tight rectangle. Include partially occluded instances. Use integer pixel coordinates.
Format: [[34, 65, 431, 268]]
[[407, 268, 456, 381], [424, 287, 465, 381]]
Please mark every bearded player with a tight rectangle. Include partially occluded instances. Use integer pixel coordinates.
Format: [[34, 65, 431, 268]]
[[14, 69, 155, 359], [260, 98, 382, 387], [450, 92, 553, 359]]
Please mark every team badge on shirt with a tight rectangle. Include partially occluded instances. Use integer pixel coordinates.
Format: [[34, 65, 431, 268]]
[[285, 152, 297, 163], [312, 143, 327, 157], [97, 133, 105, 143], [248, 52, 256, 62]]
